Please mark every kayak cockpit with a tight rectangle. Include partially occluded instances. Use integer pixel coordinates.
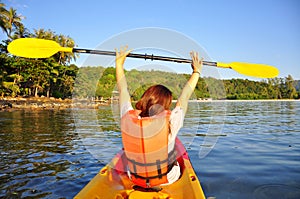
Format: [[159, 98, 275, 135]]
[[74, 138, 206, 199]]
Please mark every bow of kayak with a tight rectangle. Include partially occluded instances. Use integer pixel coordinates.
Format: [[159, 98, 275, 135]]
[[74, 138, 206, 199]]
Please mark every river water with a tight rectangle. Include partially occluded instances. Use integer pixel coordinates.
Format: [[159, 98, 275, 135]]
[[0, 101, 299, 198]]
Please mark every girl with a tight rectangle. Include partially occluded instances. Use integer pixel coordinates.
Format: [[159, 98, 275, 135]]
[[116, 46, 203, 187]]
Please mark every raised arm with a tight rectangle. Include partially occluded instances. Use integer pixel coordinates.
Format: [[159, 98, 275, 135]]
[[176, 51, 203, 114], [115, 46, 132, 114]]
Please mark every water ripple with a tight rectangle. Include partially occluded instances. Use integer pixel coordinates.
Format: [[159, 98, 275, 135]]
[[0, 101, 299, 198]]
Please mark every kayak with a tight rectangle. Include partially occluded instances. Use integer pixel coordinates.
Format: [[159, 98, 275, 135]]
[[74, 138, 206, 199], [74, 138, 205, 199]]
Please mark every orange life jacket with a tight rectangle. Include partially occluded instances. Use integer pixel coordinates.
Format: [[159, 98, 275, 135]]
[[121, 109, 176, 188]]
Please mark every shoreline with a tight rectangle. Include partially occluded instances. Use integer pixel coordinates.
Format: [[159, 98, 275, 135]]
[[1, 97, 299, 111], [190, 99, 300, 102], [0, 97, 111, 111]]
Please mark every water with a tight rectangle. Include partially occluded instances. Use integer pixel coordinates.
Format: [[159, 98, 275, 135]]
[[0, 101, 299, 198]]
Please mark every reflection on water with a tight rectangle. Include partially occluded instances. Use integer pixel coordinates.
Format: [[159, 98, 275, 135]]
[[194, 101, 300, 199], [0, 110, 100, 198], [0, 101, 300, 198]]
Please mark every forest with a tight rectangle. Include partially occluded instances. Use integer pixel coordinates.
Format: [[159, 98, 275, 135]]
[[73, 66, 299, 100], [1, 3, 299, 101]]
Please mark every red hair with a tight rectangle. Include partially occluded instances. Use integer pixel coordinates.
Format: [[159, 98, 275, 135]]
[[135, 85, 172, 117]]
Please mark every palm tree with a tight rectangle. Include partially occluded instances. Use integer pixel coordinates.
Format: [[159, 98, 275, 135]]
[[34, 28, 56, 40], [0, 3, 8, 34], [4, 7, 24, 38], [11, 24, 30, 39], [34, 29, 77, 65], [0, 4, 24, 39], [56, 34, 77, 65]]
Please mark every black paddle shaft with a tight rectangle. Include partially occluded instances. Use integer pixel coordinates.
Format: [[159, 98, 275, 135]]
[[73, 48, 217, 66]]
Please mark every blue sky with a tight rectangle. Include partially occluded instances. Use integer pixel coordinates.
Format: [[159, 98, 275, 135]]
[[2, 0, 300, 80]]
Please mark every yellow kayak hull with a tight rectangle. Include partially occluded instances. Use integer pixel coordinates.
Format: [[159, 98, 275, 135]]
[[74, 139, 206, 199]]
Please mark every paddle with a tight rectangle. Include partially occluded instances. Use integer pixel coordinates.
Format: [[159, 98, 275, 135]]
[[7, 38, 279, 78]]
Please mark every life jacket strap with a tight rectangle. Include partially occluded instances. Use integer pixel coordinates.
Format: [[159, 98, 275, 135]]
[[130, 167, 170, 180], [127, 149, 178, 180]]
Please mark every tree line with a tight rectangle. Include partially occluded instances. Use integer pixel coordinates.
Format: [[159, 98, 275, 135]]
[[73, 66, 299, 100], [1, 3, 299, 100]]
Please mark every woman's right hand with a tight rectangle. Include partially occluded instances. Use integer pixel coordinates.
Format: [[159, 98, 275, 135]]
[[115, 46, 131, 67], [190, 51, 203, 74]]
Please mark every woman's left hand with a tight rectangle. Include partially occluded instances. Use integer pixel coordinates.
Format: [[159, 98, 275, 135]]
[[190, 51, 203, 74]]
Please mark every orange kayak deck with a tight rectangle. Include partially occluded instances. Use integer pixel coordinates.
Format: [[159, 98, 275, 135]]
[[74, 138, 206, 199]]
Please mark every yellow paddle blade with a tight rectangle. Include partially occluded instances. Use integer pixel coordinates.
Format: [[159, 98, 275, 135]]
[[7, 38, 72, 58], [217, 62, 279, 78]]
